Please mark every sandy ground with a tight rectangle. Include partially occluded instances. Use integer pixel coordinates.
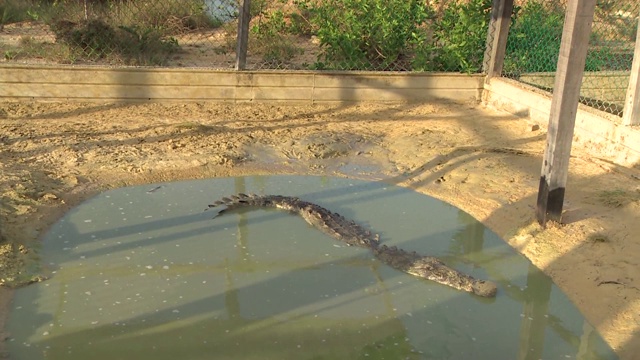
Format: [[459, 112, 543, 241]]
[[0, 100, 639, 358]]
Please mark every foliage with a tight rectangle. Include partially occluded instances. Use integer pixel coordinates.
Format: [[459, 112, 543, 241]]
[[290, 0, 495, 72], [110, 0, 223, 34], [0, 0, 44, 29], [2, 35, 81, 63], [504, 1, 633, 76], [253, 9, 288, 35], [4, 0, 632, 73], [427, 0, 494, 73], [302, 0, 433, 70], [250, 8, 304, 66], [1, 0, 225, 65], [51, 19, 179, 65], [504, 2, 565, 75], [3, 0, 222, 33], [117, 25, 180, 65]]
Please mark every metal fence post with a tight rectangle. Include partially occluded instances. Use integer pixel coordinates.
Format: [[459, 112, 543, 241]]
[[484, 0, 514, 83], [622, 16, 640, 125], [235, 0, 252, 70]]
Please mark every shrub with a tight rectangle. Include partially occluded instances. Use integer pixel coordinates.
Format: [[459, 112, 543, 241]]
[[303, 0, 433, 70], [0, 0, 50, 29], [504, 2, 565, 76], [250, 9, 305, 67], [427, 0, 494, 73], [504, 2, 631, 75], [297, 0, 495, 72], [51, 19, 180, 65]]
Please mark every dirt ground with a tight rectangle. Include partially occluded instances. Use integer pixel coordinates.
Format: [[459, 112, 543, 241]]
[[0, 100, 639, 358]]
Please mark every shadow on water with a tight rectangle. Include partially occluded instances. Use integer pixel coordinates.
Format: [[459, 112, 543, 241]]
[[6, 176, 617, 359]]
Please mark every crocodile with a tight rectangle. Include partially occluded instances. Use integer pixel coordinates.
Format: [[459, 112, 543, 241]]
[[207, 194, 497, 298]]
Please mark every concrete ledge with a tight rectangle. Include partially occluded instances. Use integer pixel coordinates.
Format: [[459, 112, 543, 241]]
[[0, 65, 484, 103], [6, 64, 635, 166], [484, 77, 640, 166]]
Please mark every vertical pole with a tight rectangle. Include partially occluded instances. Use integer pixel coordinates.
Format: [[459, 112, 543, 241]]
[[235, 0, 252, 70], [536, 0, 597, 226], [484, 0, 514, 82], [621, 16, 640, 125], [517, 264, 552, 360]]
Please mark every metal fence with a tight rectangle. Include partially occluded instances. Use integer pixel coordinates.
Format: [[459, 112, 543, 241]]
[[0, 0, 637, 116], [246, 0, 497, 72], [0, 0, 496, 72], [0, 0, 238, 67], [502, 0, 638, 116]]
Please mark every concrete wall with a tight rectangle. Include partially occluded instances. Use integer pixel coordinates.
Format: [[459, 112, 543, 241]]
[[484, 77, 640, 166], [2, 64, 639, 166], [0, 65, 484, 103]]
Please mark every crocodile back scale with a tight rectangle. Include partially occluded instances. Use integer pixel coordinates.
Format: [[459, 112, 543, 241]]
[[207, 193, 497, 298]]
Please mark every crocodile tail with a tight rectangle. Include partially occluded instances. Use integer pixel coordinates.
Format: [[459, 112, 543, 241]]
[[206, 193, 276, 216], [207, 193, 249, 207]]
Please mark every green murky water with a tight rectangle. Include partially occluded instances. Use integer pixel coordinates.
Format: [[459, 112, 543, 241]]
[[7, 176, 617, 359]]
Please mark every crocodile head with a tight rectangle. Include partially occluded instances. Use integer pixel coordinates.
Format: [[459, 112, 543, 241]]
[[471, 280, 498, 297]]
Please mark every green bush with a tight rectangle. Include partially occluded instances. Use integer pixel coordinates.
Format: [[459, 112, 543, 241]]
[[504, 2, 631, 76], [250, 9, 304, 66], [427, 0, 494, 73], [504, 2, 565, 76], [0, 0, 50, 29], [51, 19, 179, 65], [302, 0, 433, 70], [294, 0, 495, 72]]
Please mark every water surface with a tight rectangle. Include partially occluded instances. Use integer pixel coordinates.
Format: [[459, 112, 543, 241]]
[[7, 176, 617, 359]]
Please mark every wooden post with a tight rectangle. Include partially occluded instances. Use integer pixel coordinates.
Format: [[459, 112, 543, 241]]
[[621, 16, 640, 126], [536, 0, 597, 226], [483, 0, 514, 82], [517, 264, 552, 360], [235, 0, 252, 70]]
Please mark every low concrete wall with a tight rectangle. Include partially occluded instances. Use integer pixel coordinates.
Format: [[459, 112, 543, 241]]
[[3, 64, 638, 166], [0, 65, 484, 103], [484, 77, 640, 166]]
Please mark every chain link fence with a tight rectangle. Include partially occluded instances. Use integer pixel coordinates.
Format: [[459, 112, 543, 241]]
[[0, 0, 239, 67], [502, 0, 638, 116], [0, 0, 498, 72], [245, 0, 496, 71], [0, 0, 637, 116]]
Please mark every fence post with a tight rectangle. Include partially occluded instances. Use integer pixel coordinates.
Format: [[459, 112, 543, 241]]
[[235, 0, 252, 70], [484, 0, 514, 83], [536, 0, 597, 226], [621, 17, 640, 126]]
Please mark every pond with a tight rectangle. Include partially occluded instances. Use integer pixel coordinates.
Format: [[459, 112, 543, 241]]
[[6, 176, 617, 359]]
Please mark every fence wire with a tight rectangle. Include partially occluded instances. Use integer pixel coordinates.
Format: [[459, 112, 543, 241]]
[[0, 0, 637, 117], [0, 0, 238, 67], [245, 0, 495, 72], [503, 0, 638, 117], [0, 0, 497, 72], [584, 0, 637, 116]]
